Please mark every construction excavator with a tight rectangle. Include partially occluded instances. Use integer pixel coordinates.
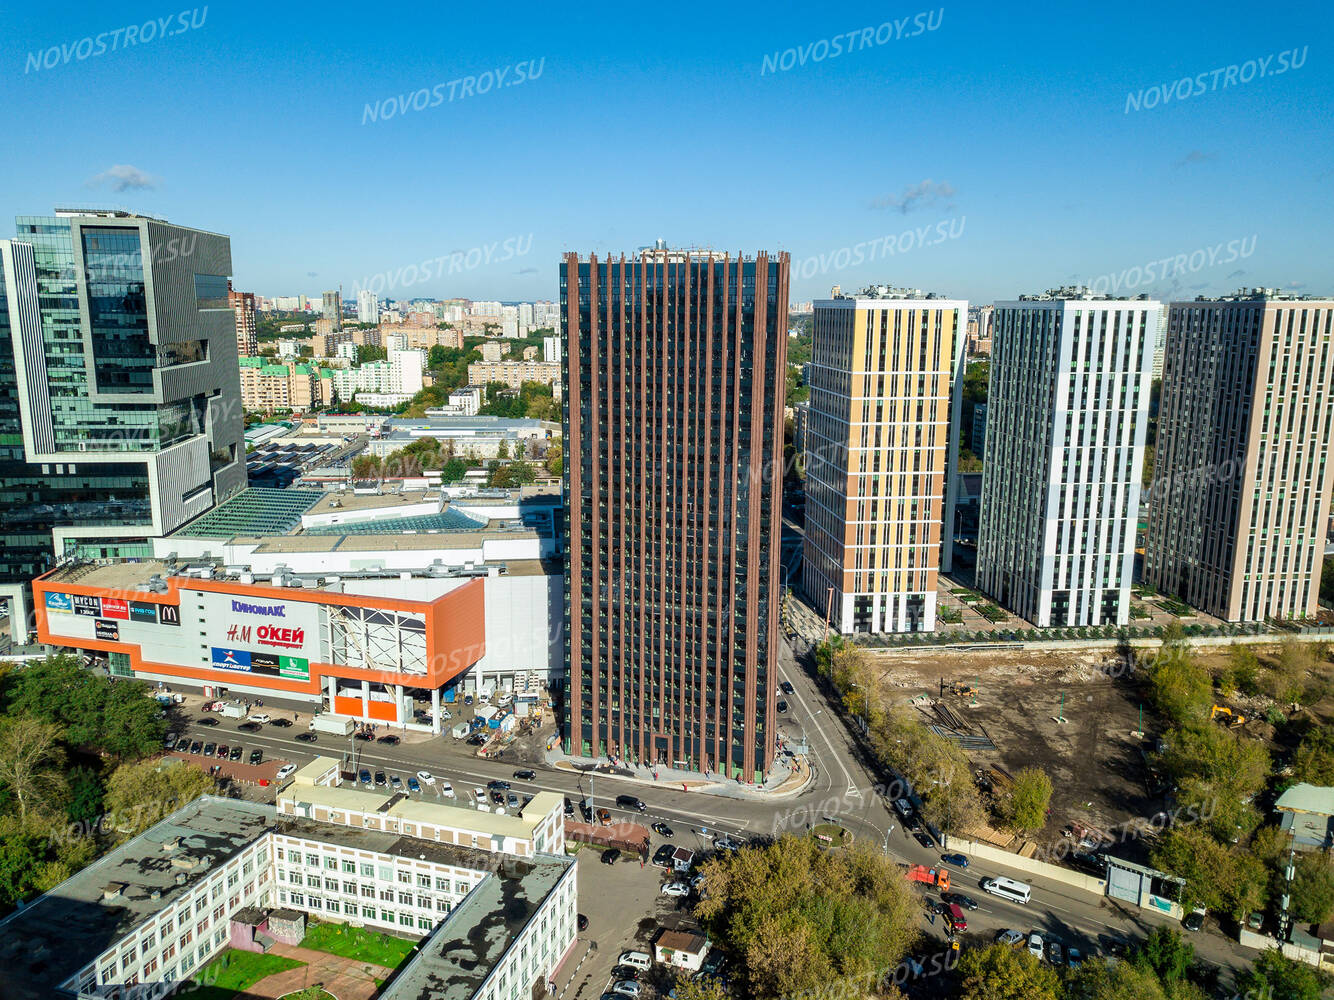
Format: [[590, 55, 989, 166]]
[[1210, 704, 1245, 728]]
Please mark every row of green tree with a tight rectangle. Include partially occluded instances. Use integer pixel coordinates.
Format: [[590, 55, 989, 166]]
[[0, 657, 215, 914], [817, 639, 1052, 836], [683, 834, 1328, 1000], [1143, 632, 1334, 925]]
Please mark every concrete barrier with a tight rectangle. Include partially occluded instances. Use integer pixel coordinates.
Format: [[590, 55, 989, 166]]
[[942, 834, 1108, 896]]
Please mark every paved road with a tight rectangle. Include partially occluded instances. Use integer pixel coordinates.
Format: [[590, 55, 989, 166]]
[[169, 637, 1260, 988]]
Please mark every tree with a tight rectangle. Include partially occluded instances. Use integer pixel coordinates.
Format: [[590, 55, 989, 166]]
[[1004, 768, 1053, 833], [1066, 958, 1169, 1000], [102, 760, 216, 839], [693, 836, 918, 1000], [351, 454, 380, 479], [1133, 927, 1193, 986], [1151, 826, 1266, 919], [427, 344, 448, 368], [1236, 950, 1331, 1000], [1147, 628, 1212, 726], [955, 944, 1060, 1000], [355, 344, 387, 364], [66, 765, 104, 826], [669, 975, 731, 1000], [0, 718, 66, 821], [1292, 852, 1334, 924], [545, 439, 563, 476], [1293, 726, 1334, 785], [2, 655, 164, 759], [441, 457, 467, 483]]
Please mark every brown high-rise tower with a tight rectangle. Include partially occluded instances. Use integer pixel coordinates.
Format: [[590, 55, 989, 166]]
[[561, 248, 789, 782]]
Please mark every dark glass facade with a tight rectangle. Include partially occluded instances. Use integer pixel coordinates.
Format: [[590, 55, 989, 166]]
[[560, 251, 790, 782]]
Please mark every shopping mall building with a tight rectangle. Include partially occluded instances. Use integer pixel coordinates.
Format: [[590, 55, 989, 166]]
[[32, 484, 562, 731]]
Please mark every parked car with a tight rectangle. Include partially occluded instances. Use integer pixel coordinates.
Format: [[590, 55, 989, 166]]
[[615, 794, 646, 812], [174, 738, 190, 752], [577, 913, 589, 931], [275, 763, 296, 780], [996, 929, 1024, 947], [390, 774, 404, 790], [354, 731, 373, 742], [416, 771, 436, 785], [466, 733, 487, 746], [491, 791, 506, 805], [912, 830, 934, 848], [463, 694, 474, 706], [513, 769, 536, 781], [777, 700, 788, 714], [269, 718, 292, 728], [713, 835, 743, 851], [238, 722, 261, 733], [652, 845, 675, 868], [407, 777, 421, 793], [216, 744, 229, 759], [601, 849, 622, 865], [249, 749, 263, 765], [374, 771, 387, 787], [660, 882, 690, 897], [1183, 909, 1205, 932], [690, 873, 706, 890], [612, 982, 641, 998], [940, 852, 969, 868], [651, 822, 674, 837], [229, 745, 243, 761], [377, 735, 400, 746], [781, 680, 795, 694], [440, 781, 455, 799], [472, 788, 487, 806], [487, 779, 511, 791], [250, 713, 270, 724], [1028, 933, 1045, 959], [202, 743, 216, 757], [164, 731, 177, 747], [296, 732, 317, 743], [596, 808, 612, 825], [360, 769, 373, 787], [189, 740, 203, 754], [1047, 941, 1064, 966], [1066, 946, 1082, 967], [942, 892, 979, 911], [507, 792, 520, 810]]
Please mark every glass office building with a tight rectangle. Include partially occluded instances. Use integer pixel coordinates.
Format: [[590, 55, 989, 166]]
[[0, 209, 246, 636]]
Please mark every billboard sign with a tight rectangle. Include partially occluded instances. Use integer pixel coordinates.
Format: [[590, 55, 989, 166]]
[[202, 591, 319, 657], [101, 598, 129, 620], [128, 601, 159, 624], [44, 592, 73, 615], [158, 603, 181, 626], [94, 619, 120, 641], [279, 655, 310, 680], [210, 647, 252, 672], [73, 594, 101, 617]]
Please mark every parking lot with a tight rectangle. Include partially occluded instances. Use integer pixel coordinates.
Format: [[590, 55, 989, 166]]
[[554, 837, 709, 999]]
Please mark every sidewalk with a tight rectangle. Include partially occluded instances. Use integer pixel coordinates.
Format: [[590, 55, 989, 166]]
[[247, 942, 394, 1000], [543, 745, 813, 801]]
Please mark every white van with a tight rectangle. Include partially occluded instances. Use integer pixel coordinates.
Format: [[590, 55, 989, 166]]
[[618, 951, 651, 971], [981, 876, 1032, 904]]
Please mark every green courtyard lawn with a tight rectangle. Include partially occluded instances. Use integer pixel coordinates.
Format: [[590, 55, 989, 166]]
[[300, 919, 418, 968], [177, 948, 305, 1000]]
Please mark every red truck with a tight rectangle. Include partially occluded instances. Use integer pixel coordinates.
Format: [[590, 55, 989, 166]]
[[905, 865, 951, 892]]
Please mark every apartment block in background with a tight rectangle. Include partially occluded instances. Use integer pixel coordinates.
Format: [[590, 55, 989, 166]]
[[802, 287, 967, 634], [0, 209, 246, 628], [229, 281, 257, 356], [562, 248, 789, 782], [322, 289, 342, 330], [976, 288, 1158, 627], [1145, 290, 1334, 621]]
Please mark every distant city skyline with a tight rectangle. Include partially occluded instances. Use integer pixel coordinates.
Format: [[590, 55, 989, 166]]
[[5, 1, 1329, 304]]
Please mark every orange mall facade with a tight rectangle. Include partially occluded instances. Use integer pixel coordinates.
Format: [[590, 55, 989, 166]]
[[33, 570, 485, 731]]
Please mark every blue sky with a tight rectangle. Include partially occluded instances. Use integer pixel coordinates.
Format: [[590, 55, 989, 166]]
[[3, 1, 1330, 304]]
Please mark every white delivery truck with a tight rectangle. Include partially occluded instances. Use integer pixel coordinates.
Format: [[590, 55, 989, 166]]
[[218, 702, 247, 719], [309, 715, 356, 736], [451, 722, 470, 740]]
